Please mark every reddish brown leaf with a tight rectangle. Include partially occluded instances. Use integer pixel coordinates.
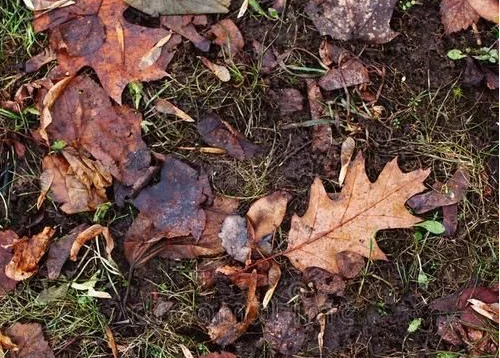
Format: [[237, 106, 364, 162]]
[[303, 267, 345, 295], [0, 231, 18, 296], [124, 156, 213, 266], [24, 48, 56, 73], [335, 251, 365, 279], [305, 0, 398, 44], [440, 0, 480, 34], [306, 79, 332, 153], [318, 58, 370, 90], [285, 153, 429, 275], [5, 227, 55, 281], [264, 311, 306, 355], [33, 0, 181, 103], [276, 88, 304, 115], [210, 19, 244, 56], [0, 329, 18, 352], [468, 0, 499, 23], [161, 15, 210, 52], [198, 113, 261, 160], [200, 353, 237, 358], [4, 323, 55, 358], [208, 270, 259, 345], [70, 224, 114, 261]]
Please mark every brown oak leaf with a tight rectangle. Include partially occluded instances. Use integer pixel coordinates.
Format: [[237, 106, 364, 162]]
[[32, 0, 182, 103], [285, 153, 429, 275], [305, 0, 398, 44]]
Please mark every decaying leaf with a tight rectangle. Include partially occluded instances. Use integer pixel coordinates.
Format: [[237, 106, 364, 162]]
[[276, 88, 304, 115], [0, 231, 18, 295], [468, 298, 499, 323], [33, 0, 182, 103], [338, 137, 356, 186], [200, 352, 237, 358], [440, 0, 498, 34], [285, 153, 429, 275], [69, 224, 114, 261], [208, 270, 259, 345], [303, 267, 345, 295], [23, 0, 75, 11], [124, 0, 230, 16], [161, 15, 210, 52], [319, 58, 370, 91], [155, 98, 194, 122], [124, 156, 213, 266], [220, 215, 250, 263], [138, 33, 173, 70], [210, 19, 245, 56], [305, 0, 398, 44], [262, 263, 281, 309], [200, 56, 231, 82], [198, 113, 261, 160], [24, 48, 56, 73], [307, 79, 332, 153], [104, 326, 118, 358], [5, 227, 55, 281], [263, 311, 306, 355], [0, 329, 18, 353], [4, 323, 55, 358]]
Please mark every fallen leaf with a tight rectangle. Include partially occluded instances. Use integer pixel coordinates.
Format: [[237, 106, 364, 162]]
[[0, 231, 18, 296], [263, 311, 306, 355], [39, 75, 152, 187], [153, 300, 175, 318], [338, 137, 356, 186], [36, 283, 69, 304], [200, 352, 237, 358], [318, 58, 370, 91], [210, 19, 245, 56], [23, 0, 75, 11], [33, 0, 182, 103], [0, 329, 18, 353], [4, 323, 54, 358], [161, 16, 211, 52], [301, 292, 332, 321], [335, 251, 365, 278], [124, 0, 230, 16], [200, 56, 231, 82], [208, 270, 259, 345], [305, 0, 398, 44], [407, 168, 469, 213], [198, 113, 261, 160], [138, 32, 173, 70], [306, 79, 332, 153], [71, 271, 112, 298], [124, 156, 212, 266], [468, 0, 499, 23], [276, 88, 304, 115], [442, 204, 459, 236], [440, 0, 498, 34], [104, 326, 118, 358], [24, 48, 56, 73], [69, 224, 114, 261], [219, 215, 250, 263], [5, 227, 55, 281], [303, 267, 345, 295], [155, 98, 194, 122], [262, 262, 281, 309], [285, 153, 429, 275], [468, 299, 499, 323]]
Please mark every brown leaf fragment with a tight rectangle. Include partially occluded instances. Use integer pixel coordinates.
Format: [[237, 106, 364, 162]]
[[285, 153, 429, 275], [335, 251, 365, 278], [70, 224, 114, 261], [220, 215, 250, 263], [41, 75, 152, 187], [305, 0, 398, 44], [468, 299, 499, 323], [24, 0, 75, 11], [307, 80, 332, 153], [0, 231, 18, 296], [124, 0, 231, 17], [440, 0, 480, 34], [153, 300, 174, 318], [46, 224, 88, 279], [407, 168, 469, 214], [263, 311, 306, 355], [442, 204, 459, 236], [5, 227, 55, 281], [24, 48, 56, 73], [276, 88, 304, 115], [5, 323, 55, 358], [138, 33, 173, 70], [0, 329, 18, 352], [198, 113, 261, 160], [200, 56, 231, 82], [200, 352, 237, 358], [33, 0, 182, 104], [263, 263, 281, 308], [155, 98, 194, 122], [161, 15, 210, 52], [301, 292, 332, 321], [104, 326, 118, 358], [210, 19, 244, 56], [303, 267, 345, 295], [208, 270, 259, 345], [468, 0, 499, 23], [338, 137, 356, 186], [318, 58, 370, 91], [124, 156, 212, 266]]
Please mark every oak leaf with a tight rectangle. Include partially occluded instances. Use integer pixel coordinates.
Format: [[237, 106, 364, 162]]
[[32, 0, 182, 103], [440, 0, 499, 34], [285, 153, 429, 275]]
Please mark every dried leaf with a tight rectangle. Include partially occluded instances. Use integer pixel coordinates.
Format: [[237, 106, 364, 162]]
[[276, 88, 304, 115], [33, 0, 182, 103], [139, 33, 173, 70], [4, 323, 55, 358], [338, 137, 356, 186], [198, 113, 261, 160], [262, 263, 281, 308], [318, 58, 370, 90], [5, 227, 55, 281], [210, 19, 244, 56], [200, 352, 237, 358], [104, 326, 118, 358], [0, 330, 18, 352], [124, 156, 212, 266], [69, 224, 114, 261], [305, 0, 398, 44], [24, 48, 56, 73], [208, 270, 259, 345], [285, 153, 429, 275], [407, 168, 469, 214], [307, 79, 332, 153], [124, 0, 230, 16], [200, 56, 231, 82], [23, 0, 75, 11], [440, 0, 480, 34], [468, 299, 499, 323], [263, 311, 306, 355], [468, 0, 499, 23], [161, 16, 211, 52], [0, 231, 18, 295], [303, 267, 345, 295], [155, 98, 194, 122]]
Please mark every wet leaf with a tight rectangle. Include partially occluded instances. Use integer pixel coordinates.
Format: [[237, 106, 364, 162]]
[[0, 231, 18, 296], [319, 59, 369, 91], [33, 0, 182, 103], [285, 153, 429, 275], [155, 98, 194, 122], [306, 79, 332, 153], [198, 113, 261, 160], [305, 0, 398, 44], [161, 16, 211, 52], [208, 270, 259, 345], [200, 352, 237, 358], [210, 19, 245, 56], [303, 267, 345, 295], [4, 323, 55, 358], [124, 156, 213, 266], [276, 88, 304, 115], [262, 263, 281, 308], [124, 0, 230, 16], [220, 215, 250, 263], [200, 56, 231, 82], [24, 48, 56, 73], [69, 224, 114, 261], [263, 311, 306, 355], [5, 227, 55, 281]]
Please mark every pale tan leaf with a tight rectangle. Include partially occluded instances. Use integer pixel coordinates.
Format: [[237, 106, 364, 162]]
[[124, 0, 230, 16], [262, 263, 281, 309], [338, 137, 355, 186], [468, 298, 499, 323], [155, 98, 194, 122], [139, 33, 173, 70], [200, 56, 231, 82], [467, 0, 499, 23]]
